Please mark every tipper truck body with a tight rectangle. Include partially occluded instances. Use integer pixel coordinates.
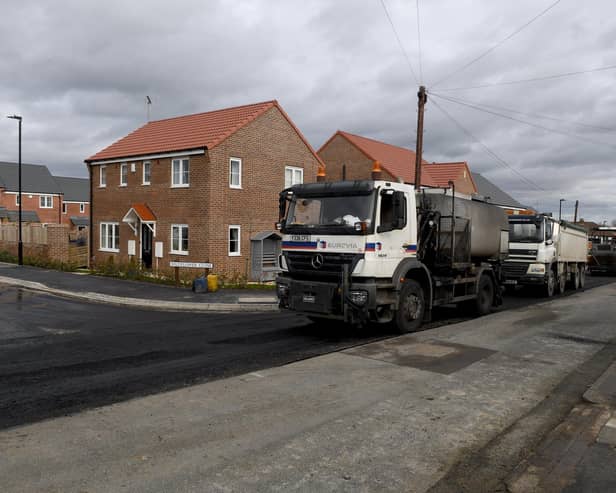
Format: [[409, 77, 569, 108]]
[[275, 180, 509, 332]]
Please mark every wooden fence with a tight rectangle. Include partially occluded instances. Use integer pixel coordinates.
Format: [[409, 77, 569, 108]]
[[0, 224, 89, 267]]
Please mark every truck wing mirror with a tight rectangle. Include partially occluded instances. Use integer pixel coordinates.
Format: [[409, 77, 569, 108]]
[[545, 239, 554, 245]]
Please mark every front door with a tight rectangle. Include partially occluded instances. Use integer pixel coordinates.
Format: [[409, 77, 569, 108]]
[[141, 223, 153, 269]]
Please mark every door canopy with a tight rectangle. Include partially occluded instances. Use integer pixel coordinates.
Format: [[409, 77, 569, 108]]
[[122, 203, 156, 235]]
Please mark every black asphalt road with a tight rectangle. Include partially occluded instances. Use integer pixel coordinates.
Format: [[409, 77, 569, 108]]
[[1, 275, 614, 430]]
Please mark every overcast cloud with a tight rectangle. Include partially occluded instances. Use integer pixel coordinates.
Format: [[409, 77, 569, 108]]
[[1, 0, 615, 222]]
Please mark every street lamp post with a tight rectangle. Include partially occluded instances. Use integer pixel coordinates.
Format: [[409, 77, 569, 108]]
[[559, 198, 565, 222], [7, 115, 23, 265]]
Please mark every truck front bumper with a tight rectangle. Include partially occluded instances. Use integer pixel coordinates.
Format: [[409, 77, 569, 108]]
[[276, 275, 378, 322]]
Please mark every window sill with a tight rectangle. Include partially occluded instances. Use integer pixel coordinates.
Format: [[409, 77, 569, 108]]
[[99, 248, 120, 253], [171, 184, 190, 188], [229, 185, 242, 190], [119, 184, 127, 187], [99, 185, 107, 188], [228, 252, 241, 257], [142, 182, 151, 186], [170, 250, 189, 256]]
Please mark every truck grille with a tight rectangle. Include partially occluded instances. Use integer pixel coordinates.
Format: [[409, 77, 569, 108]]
[[284, 252, 363, 280], [503, 262, 529, 278]]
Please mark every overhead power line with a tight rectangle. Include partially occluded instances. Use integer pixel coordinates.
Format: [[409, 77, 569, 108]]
[[428, 93, 613, 132], [430, 98, 545, 192], [430, 92, 616, 149], [379, 0, 419, 85], [432, 0, 562, 88], [437, 64, 616, 91]]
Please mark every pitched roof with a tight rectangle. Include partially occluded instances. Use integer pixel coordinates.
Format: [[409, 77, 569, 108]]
[[0, 162, 62, 194], [54, 176, 89, 202], [86, 100, 323, 166], [423, 162, 477, 191], [130, 203, 156, 222], [322, 131, 437, 186], [471, 172, 525, 209], [0, 207, 40, 222]]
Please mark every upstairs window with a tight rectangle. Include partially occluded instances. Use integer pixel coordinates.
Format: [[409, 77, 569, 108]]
[[172, 158, 190, 187], [100, 165, 107, 187], [285, 166, 303, 188], [40, 195, 53, 208], [143, 161, 151, 185], [79, 203, 85, 213], [15, 194, 20, 206], [229, 158, 242, 189], [120, 163, 128, 186], [62, 203, 67, 214]]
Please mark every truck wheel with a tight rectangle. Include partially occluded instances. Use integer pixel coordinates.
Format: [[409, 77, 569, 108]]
[[558, 271, 567, 294], [543, 270, 555, 297], [475, 274, 494, 316], [572, 269, 580, 290], [394, 280, 425, 334], [578, 265, 586, 289]]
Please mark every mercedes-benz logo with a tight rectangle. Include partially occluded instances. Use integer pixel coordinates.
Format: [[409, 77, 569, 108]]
[[311, 254, 324, 269]]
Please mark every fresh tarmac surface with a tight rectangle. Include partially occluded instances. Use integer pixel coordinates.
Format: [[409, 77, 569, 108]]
[[1, 281, 615, 492], [0, 275, 614, 430]]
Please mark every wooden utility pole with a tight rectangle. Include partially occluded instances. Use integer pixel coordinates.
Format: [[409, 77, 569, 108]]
[[573, 200, 579, 222], [414, 85, 427, 189]]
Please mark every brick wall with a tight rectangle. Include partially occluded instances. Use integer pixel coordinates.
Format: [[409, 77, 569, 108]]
[[90, 106, 320, 278], [0, 224, 71, 263], [318, 134, 395, 182], [46, 224, 70, 263]]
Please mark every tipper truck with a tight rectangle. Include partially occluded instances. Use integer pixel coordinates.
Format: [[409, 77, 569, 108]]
[[503, 214, 588, 296], [275, 180, 509, 333]]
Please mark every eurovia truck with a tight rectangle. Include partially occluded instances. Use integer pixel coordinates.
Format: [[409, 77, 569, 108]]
[[275, 179, 509, 333]]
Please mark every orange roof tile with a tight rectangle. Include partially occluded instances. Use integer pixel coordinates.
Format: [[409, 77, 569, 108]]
[[131, 203, 156, 222], [423, 162, 477, 191], [86, 101, 323, 166], [320, 131, 437, 187]]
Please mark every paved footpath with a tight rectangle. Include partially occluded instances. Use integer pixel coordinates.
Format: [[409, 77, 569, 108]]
[[1, 284, 615, 492], [0, 262, 277, 311]]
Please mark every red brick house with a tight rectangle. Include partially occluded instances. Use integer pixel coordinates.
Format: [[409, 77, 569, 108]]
[[0, 161, 89, 228], [317, 130, 477, 195], [85, 100, 322, 278]]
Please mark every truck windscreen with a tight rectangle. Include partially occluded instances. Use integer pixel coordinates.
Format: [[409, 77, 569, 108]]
[[509, 220, 544, 243], [284, 193, 375, 234]]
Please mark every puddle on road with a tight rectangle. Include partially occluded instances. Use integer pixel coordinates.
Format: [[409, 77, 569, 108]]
[[345, 338, 496, 375]]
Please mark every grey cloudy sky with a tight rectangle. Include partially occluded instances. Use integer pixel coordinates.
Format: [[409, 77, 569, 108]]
[[1, 0, 615, 221]]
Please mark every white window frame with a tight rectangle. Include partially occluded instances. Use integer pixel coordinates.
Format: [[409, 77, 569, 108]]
[[142, 161, 151, 185], [171, 158, 190, 188], [228, 225, 241, 256], [79, 203, 85, 213], [120, 163, 128, 187], [99, 222, 120, 252], [170, 224, 189, 255], [229, 157, 242, 189], [62, 202, 67, 214], [285, 166, 304, 188], [99, 165, 107, 187], [39, 195, 53, 208]]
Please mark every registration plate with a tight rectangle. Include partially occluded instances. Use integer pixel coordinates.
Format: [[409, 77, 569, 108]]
[[504, 279, 517, 285], [302, 294, 316, 303]]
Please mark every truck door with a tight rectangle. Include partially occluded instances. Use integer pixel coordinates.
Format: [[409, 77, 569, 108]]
[[377, 189, 408, 259]]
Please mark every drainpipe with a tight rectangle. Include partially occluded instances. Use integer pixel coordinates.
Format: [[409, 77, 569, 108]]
[[87, 163, 93, 268]]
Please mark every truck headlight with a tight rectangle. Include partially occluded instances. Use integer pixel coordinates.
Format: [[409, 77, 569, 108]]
[[528, 264, 546, 274], [349, 290, 368, 306]]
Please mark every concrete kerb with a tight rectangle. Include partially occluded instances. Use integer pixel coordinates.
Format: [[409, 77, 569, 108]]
[[0, 275, 279, 313]]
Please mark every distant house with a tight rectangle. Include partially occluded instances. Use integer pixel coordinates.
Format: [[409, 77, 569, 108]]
[[0, 162, 89, 229], [471, 173, 530, 214], [317, 130, 477, 194], [55, 176, 90, 231], [85, 100, 322, 278]]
